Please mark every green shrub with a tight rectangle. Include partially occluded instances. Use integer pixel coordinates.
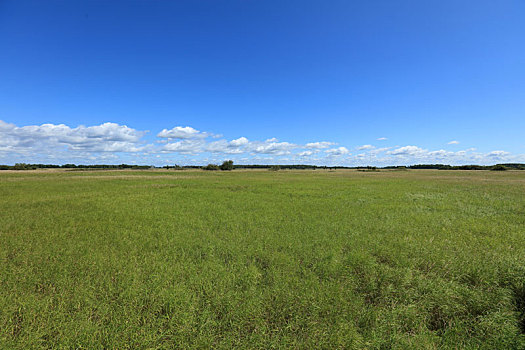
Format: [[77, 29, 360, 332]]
[[220, 160, 234, 171], [202, 164, 219, 171]]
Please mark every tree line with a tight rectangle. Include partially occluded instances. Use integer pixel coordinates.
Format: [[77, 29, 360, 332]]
[[0, 163, 152, 170], [405, 163, 525, 170], [1, 162, 524, 171]]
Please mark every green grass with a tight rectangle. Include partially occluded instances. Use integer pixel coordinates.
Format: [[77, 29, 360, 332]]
[[1, 169, 525, 349]]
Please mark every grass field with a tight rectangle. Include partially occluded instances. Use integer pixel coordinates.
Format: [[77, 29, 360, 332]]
[[1, 169, 525, 349]]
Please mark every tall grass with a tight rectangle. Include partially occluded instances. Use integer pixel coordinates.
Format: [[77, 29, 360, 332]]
[[1, 170, 524, 348]]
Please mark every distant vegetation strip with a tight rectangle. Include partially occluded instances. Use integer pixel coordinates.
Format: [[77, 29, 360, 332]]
[[2, 162, 524, 171]]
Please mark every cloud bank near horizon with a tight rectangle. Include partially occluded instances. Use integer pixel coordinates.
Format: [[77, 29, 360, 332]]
[[1, 120, 523, 166]]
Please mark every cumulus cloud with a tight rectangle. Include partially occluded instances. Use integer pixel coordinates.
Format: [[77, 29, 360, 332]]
[[448, 140, 460, 145], [427, 149, 455, 158], [0, 120, 147, 154], [162, 139, 205, 154], [305, 141, 335, 149], [2, 120, 521, 166], [157, 126, 208, 139], [377, 137, 387, 141], [388, 145, 426, 156], [252, 141, 296, 155], [205, 139, 245, 154], [487, 150, 510, 158], [298, 150, 314, 157], [369, 147, 391, 154], [230, 137, 249, 146], [366, 145, 524, 166], [161, 134, 298, 156], [325, 147, 350, 156]]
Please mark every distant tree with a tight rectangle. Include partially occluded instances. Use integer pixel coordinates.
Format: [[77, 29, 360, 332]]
[[13, 163, 35, 170], [119, 164, 135, 169], [163, 164, 183, 170], [491, 164, 507, 171], [203, 164, 220, 171], [220, 160, 234, 171], [499, 163, 525, 170], [269, 165, 281, 171]]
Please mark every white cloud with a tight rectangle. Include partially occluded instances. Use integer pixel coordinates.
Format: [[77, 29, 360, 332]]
[[298, 150, 314, 157], [0, 120, 14, 131], [157, 126, 208, 139], [373, 146, 522, 166], [370, 147, 391, 154], [427, 149, 454, 158], [230, 137, 249, 146], [487, 150, 510, 158], [205, 136, 250, 154], [305, 141, 335, 149], [377, 137, 388, 141], [205, 139, 244, 154], [200, 137, 296, 155], [448, 140, 460, 145], [2, 120, 522, 166], [252, 141, 296, 155], [0, 120, 147, 154], [162, 139, 205, 154], [325, 147, 350, 156], [388, 145, 426, 156]]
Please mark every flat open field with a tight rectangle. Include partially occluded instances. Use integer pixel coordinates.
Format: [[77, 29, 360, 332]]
[[1, 169, 525, 349]]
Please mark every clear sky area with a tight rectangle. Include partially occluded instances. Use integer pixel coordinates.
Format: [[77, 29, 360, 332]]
[[1, 0, 524, 166]]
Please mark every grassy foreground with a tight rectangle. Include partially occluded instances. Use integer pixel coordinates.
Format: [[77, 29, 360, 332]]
[[1, 169, 524, 349]]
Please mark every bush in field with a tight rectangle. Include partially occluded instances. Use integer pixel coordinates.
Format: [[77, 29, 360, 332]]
[[357, 166, 379, 172], [202, 164, 220, 171], [220, 160, 234, 171], [269, 165, 281, 171], [163, 164, 184, 170]]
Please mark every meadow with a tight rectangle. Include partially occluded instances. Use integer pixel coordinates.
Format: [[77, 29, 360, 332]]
[[1, 169, 524, 349]]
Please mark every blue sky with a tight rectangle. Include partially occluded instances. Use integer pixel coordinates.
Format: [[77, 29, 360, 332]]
[[1, 0, 524, 166]]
